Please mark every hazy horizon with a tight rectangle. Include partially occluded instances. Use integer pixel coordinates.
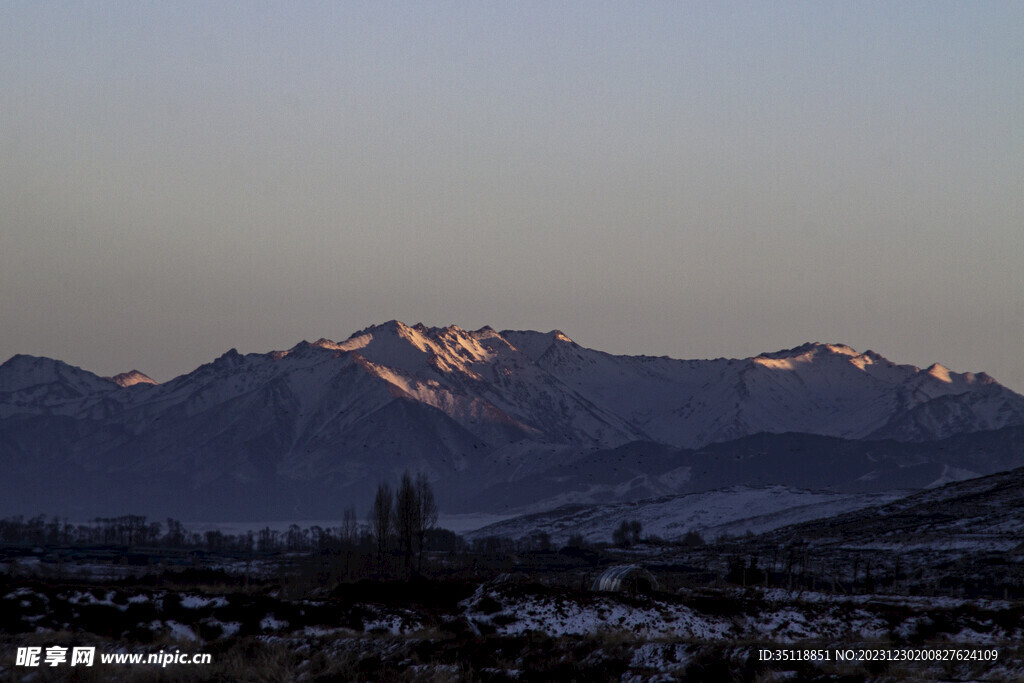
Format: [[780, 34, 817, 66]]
[[2, 2, 1022, 390]]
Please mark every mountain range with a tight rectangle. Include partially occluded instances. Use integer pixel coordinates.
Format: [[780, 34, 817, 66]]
[[2, 321, 1024, 520]]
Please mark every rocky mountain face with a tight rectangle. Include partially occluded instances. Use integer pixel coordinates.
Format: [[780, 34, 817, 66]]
[[2, 321, 1024, 519]]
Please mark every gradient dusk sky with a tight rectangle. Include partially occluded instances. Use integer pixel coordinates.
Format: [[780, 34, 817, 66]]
[[2, 2, 1022, 390]]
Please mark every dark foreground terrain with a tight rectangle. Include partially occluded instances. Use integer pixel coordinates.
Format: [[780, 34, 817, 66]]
[[2, 538, 1022, 682]]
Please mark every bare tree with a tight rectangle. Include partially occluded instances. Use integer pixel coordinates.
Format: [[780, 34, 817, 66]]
[[395, 472, 420, 575], [340, 505, 359, 548], [367, 472, 440, 578], [369, 482, 393, 574], [415, 471, 438, 571]]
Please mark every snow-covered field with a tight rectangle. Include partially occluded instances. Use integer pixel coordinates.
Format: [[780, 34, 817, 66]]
[[6, 578, 1019, 681]]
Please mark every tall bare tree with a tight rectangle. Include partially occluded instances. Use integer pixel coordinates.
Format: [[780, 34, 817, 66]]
[[340, 505, 359, 547], [395, 471, 419, 575], [369, 482, 393, 574], [415, 471, 438, 572]]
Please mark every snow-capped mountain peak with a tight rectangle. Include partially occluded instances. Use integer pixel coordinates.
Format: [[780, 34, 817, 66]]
[[106, 370, 158, 387], [307, 321, 495, 376], [926, 363, 952, 383], [0, 354, 114, 395], [498, 329, 575, 361], [757, 341, 860, 360]]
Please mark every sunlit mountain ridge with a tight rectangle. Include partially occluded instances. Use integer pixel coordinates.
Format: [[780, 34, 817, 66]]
[[3, 320, 1024, 519]]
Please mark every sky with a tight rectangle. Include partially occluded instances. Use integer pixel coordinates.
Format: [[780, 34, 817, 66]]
[[2, 2, 1023, 390]]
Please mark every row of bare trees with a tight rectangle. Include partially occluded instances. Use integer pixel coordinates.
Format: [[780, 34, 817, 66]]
[[0, 515, 162, 547], [368, 470, 438, 576]]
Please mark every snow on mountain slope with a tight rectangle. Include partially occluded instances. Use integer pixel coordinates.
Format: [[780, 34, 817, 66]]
[[466, 486, 904, 545], [105, 370, 157, 387], [2, 322, 1024, 519], [0, 355, 115, 395], [307, 321, 647, 447], [4, 326, 1020, 450], [757, 461, 1024, 554], [0, 355, 139, 419], [526, 338, 1024, 447], [867, 381, 1024, 441], [499, 329, 575, 361]]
